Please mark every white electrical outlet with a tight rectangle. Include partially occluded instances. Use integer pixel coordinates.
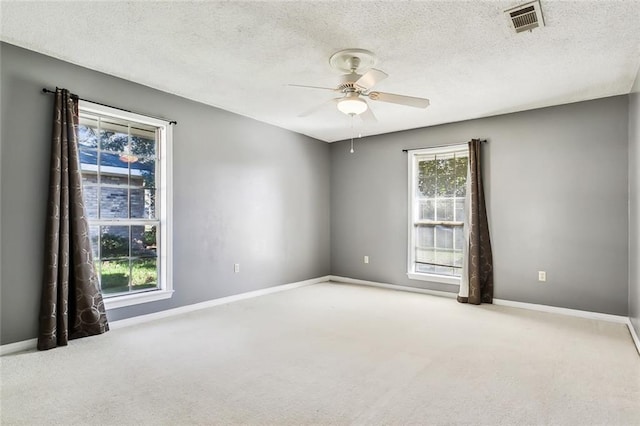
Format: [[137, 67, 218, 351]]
[[234, 263, 240, 273], [538, 271, 546, 282], [364, 256, 369, 264]]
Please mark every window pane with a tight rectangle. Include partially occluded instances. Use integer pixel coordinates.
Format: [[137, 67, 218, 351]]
[[416, 248, 436, 265], [99, 117, 129, 153], [78, 116, 99, 148], [416, 263, 435, 274], [79, 148, 98, 180], [454, 227, 465, 268], [130, 189, 155, 219], [81, 172, 98, 186], [100, 188, 128, 219], [441, 155, 457, 197], [100, 176, 129, 187], [417, 159, 436, 197], [131, 135, 156, 158], [79, 148, 98, 167], [455, 156, 468, 197], [99, 152, 130, 182], [131, 225, 157, 256], [89, 225, 100, 259], [455, 198, 465, 222], [136, 157, 156, 189], [416, 225, 434, 248], [131, 258, 158, 291], [100, 259, 130, 295], [416, 225, 435, 266], [435, 225, 454, 249], [436, 155, 455, 197], [436, 198, 454, 221], [83, 185, 98, 219], [130, 188, 144, 218], [100, 226, 129, 258], [145, 189, 156, 219], [129, 155, 155, 217], [129, 174, 144, 189], [418, 199, 435, 221], [434, 225, 454, 269], [435, 265, 456, 276]]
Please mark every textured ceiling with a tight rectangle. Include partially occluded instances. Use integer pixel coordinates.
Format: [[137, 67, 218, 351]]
[[2, 1, 640, 142]]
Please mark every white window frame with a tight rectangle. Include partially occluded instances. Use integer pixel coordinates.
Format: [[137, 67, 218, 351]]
[[79, 101, 173, 309], [407, 144, 467, 286]]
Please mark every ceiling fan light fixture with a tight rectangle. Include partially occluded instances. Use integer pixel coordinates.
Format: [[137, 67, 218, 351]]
[[337, 97, 368, 115], [119, 145, 139, 164]]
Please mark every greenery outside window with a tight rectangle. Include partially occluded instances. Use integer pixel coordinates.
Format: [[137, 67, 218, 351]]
[[408, 144, 468, 285], [78, 101, 173, 309]]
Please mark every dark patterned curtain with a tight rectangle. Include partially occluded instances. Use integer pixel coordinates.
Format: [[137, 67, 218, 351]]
[[38, 88, 109, 350], [458, 139, 493, 304]]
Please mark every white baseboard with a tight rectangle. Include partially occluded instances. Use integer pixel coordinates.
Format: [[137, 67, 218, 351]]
[[0, 338, 37, 356], [329, 275, 457, 299], [627, 319, 640, 356], [1, 275, 330, 356], [492, 298, 629, 323]]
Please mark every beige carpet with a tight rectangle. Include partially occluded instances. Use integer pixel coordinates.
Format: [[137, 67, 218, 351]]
[[1, 282, 639, 425]]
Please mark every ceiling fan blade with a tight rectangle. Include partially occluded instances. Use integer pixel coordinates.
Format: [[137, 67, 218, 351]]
[[354, 69, 388, 91], [360, 102, 377, 123], [298, 98, 340, 117], [368, 91, 430, 108], [288, 84, 338, 91]]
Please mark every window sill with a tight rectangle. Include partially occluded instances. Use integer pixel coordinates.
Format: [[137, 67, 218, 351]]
[[407, 272, 461, 286], [103, 289, 174, 310]]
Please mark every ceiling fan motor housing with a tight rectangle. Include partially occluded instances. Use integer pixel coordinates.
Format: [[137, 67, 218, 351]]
[[338, 73, 361, 92]]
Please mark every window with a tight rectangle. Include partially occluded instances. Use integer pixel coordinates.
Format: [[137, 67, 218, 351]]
[[78, 101, 173, 309], [408, 145, 468, 285]]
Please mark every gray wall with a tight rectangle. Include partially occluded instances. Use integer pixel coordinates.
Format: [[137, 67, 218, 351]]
[[630, 91, 640, 335], [0, 43, 331, 345], [331, 96, 629, 315]]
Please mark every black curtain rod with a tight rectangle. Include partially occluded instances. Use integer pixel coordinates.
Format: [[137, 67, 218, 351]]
[[42, 88, 177, 125], [402, 139, 487, 152]]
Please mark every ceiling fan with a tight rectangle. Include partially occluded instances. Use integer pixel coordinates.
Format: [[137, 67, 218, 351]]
[[290, 49, 430, 122]]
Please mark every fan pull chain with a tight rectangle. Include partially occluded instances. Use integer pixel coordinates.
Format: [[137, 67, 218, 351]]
[[350, 114, 355, 153]]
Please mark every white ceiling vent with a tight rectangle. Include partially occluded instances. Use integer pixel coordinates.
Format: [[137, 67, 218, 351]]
[[505, 1, 545, 33]]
